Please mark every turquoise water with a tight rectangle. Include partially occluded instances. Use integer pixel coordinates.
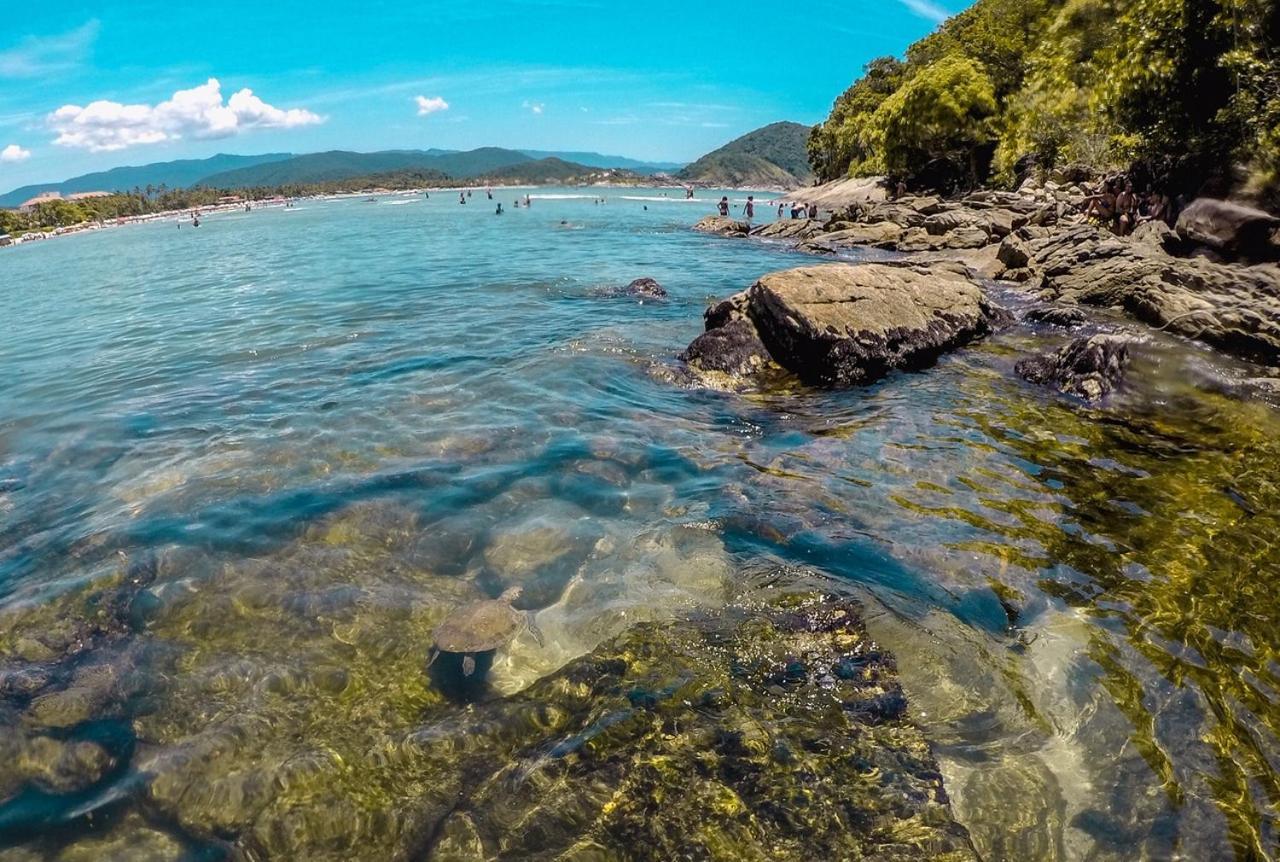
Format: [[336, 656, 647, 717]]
[[1, 188, 1278, 860]]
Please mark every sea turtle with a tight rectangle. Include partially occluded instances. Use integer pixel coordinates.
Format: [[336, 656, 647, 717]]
[[427, 586, 544, 676]]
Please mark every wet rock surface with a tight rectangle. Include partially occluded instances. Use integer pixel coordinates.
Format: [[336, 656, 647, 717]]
[[623, 277, 667, 300], [684, 262, 1002, 388], [693, 215, 751, 237], [1015, 335, 1132, 402]]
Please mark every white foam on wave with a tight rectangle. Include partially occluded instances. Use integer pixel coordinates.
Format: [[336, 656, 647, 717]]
[[618, 196, 704, 203], [528, 194, 599, 200], [382, 199, 418, 206]]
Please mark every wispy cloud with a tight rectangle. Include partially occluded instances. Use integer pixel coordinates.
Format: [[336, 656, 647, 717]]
[[897, 0, 950, 23], [414, 95, 449, 116], [0, 143, 31, 162], [49, 78, 324, 152], [523, 100, 545, 115], [0, 20, 99, 78]]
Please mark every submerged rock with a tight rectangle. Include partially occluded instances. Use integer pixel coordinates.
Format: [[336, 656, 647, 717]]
[[744, 262, 1002, 386], [1015, 335, 1132, 402], [679, 318, 782, 389], [623, 277, 667, 300], [404, 591, 977, 861]]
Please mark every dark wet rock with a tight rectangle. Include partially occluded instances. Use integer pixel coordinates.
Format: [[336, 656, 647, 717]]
[[743, 262, 1003, 386], [703, 289, 751, 330], [623, 277, 667, 300], [1023, 306, 1089, 328], [679, 318, 782, 389], [1018, 225, 1280, 365], [1015, 335, 1132, 402], [693, 215, 750, 237], [1176, 198, 1280, 261]]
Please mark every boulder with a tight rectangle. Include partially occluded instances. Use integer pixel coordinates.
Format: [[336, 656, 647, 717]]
[[624, 277, 667, 300], [693, 215, 751, 237], [1019, 225, 1280, 365], [1176, 198, 1280, 261], [1015, 335, 1132, 402], [745, 262, 1002, 386], [810, 222, 906, 249]]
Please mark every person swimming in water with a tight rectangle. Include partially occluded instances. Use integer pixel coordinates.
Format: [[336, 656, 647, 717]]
[[717, 196, 730, 217], [496, 202, 504, 215]]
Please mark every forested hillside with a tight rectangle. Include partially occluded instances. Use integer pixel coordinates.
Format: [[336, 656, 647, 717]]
[[808, 0, 1280, 201]]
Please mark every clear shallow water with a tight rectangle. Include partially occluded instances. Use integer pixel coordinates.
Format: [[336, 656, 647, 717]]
[[0, 189, 1278, 860]]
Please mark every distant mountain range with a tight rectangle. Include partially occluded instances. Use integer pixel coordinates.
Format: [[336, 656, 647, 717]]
[[0, 148, 683, 207], [0, 153, 294, 208], [677, 122, 815, 188], [1, 126, 814, 206]]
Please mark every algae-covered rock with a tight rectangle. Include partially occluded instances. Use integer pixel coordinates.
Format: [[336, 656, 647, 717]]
[[1016, 335, 1132, 402], [403, 591, 976, 861]]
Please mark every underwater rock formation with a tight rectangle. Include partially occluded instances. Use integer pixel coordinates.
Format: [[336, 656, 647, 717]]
[[1016, 335, 1132, 402]]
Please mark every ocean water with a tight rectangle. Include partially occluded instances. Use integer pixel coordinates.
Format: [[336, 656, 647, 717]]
[[0, 188, 1278, 860]]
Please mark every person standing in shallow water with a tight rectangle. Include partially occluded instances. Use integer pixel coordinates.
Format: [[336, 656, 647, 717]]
[[744, 195, 755, 222], [717, 196, 730, 217]]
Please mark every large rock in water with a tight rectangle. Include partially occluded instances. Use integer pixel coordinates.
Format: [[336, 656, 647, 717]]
[[1175, 198, 1280, 261], [744, 262, 1002, 386], [693, 215, 751, 237], [1014, 225, 1280, 365]]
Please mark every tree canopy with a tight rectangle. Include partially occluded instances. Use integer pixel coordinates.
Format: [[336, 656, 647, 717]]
[[809, 0, 1280, 202]]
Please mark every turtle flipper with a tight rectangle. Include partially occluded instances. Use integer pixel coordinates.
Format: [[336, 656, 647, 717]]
[[527, 613, 545, 648], [462, 654, 476, 676], [426, 647, 439, 669]]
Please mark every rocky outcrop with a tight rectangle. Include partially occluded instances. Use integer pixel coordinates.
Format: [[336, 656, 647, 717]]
[[1176, 198, 1280, 261], [1016, 335, 1132, 402], [693, 215, 751, 237], [684, 262, 1003, 388], [1023, 306, 1088, 328], [679, 318, 781, 389], [1010, 225, 1280, 365], [751, 218, 824, 241]]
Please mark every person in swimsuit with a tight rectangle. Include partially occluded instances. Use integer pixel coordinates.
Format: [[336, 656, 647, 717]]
[[808, 202, 818, 219], [744, 195, 755, 220], [717, 196, 730, 217], [1115, 180, 1138, 235]]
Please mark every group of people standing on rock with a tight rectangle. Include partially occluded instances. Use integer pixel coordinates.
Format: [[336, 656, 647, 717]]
[[1079, 176, 1176, 236], [717, 195, 816, 222]]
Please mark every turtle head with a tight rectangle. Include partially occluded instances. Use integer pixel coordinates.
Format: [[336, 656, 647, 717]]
[[498, 585, 523, 604]]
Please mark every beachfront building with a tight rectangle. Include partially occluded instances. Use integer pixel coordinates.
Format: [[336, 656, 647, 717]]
[[67, 191, 111, 201]]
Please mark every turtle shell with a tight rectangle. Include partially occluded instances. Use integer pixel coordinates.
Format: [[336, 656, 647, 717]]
[[433, 598, 523, 653]]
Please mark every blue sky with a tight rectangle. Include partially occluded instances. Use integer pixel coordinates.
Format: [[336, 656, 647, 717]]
[[0, 0, 965, 188]]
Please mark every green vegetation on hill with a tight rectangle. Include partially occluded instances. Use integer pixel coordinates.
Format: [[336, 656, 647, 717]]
[[0, 153, 295, 209], [809, 0, 1280, 201], [678, 122, 815, 187]]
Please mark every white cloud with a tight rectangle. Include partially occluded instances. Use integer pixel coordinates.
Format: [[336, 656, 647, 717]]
[[897, 0, 950, 22], [0, 21, 98, 78], [522, 100, 545, 115], [48, 78, 324, 152], [0, 144, 31, 162], [415, 95, 449, 116]]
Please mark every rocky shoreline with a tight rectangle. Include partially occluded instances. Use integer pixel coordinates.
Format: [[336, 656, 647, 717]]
[[687, 181, 1280, 393]]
